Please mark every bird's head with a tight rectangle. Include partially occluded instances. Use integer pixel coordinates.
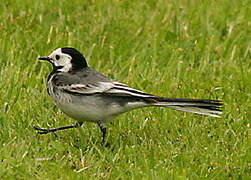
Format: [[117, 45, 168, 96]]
[[38, 47, 88, 72]]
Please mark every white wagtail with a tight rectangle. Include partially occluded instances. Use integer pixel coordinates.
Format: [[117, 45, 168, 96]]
[[35, 47, 223, 143]]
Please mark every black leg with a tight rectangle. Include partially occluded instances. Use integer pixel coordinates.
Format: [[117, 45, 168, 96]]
[[34, 122, 83, 134], [97, 122, 107, 144]]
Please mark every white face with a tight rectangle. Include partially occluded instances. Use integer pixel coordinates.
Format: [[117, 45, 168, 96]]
[[48, 48, 72, 72]]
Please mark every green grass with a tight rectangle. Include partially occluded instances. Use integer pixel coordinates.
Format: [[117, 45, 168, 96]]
[[0, 0, 250, 179]]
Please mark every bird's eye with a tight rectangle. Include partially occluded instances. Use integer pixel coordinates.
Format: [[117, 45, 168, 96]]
[[55, 55, 60, 60]]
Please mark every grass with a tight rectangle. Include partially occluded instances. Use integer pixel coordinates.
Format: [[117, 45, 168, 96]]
[[0, 0, 250, 179]]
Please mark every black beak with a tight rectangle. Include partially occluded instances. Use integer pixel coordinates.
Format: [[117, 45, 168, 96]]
[[38, 56, 52, 61]]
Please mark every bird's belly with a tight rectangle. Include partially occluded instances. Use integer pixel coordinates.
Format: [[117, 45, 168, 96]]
[[55, 100, 109, 123], [52, 93, 148, 123], [54, 95, 131, 123]]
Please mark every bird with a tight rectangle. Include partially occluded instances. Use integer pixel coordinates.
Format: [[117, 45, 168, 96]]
[[35, 47, 223, 144]]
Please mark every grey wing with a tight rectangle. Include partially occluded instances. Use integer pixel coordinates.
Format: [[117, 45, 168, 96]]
[[54, 68, 154, 97], [53, 67, 113, 94], [60, 80, 154, 97]]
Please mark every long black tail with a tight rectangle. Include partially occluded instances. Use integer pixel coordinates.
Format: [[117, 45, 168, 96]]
[[149, 97, 223, 117], [106, 82, 223, 117]]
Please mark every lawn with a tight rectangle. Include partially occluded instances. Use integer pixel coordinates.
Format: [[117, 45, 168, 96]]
[[0, 0, 250, 179]]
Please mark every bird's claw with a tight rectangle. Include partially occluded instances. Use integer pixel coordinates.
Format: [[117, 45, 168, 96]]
[[33, 126, 51, 134]]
